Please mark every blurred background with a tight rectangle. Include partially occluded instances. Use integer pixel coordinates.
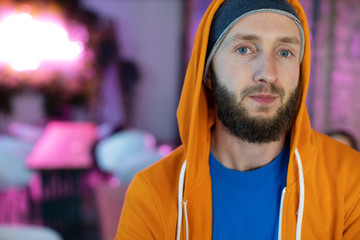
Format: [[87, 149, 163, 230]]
[[0, 0, 359, 239]]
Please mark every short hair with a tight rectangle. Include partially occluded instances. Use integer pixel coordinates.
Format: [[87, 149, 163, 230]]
[[327, 130, 358, 150]]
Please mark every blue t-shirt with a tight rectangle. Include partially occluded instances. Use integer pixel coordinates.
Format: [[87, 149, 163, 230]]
[[210, 139, 289, 239]]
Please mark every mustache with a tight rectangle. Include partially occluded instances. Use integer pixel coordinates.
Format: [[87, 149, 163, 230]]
[[240, 84, 285, 101]]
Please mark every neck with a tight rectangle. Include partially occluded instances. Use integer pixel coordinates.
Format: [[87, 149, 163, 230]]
[[211, 120, 286, 171]]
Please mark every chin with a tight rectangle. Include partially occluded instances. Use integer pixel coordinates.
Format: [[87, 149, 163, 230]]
[[249, 110, 277, 119]]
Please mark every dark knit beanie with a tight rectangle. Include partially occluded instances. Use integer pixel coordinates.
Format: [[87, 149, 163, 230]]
[[204, 0, 305, 80]]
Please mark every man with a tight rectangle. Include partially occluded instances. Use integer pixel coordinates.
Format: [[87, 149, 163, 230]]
[[328, 130, 358, 150], [116, 0, 360, 239]]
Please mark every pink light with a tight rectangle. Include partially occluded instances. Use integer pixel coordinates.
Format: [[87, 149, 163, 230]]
[[0, 13, 84, 71], [158, 144, 173, 156], [144, 134, 156, 149], [107, 176, 121, 188]]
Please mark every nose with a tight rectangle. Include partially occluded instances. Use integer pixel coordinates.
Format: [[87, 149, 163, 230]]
[[253, 53, 278, 84]]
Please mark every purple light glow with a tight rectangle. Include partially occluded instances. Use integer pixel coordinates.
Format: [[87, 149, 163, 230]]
[[0, 13, 83, 71]]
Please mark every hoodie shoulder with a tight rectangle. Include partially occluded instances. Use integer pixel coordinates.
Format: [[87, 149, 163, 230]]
[[298, 130, 360, 238], [116, 146, 186, 239], [138, 145, 187, 186], [313, 130, 360, 161], [312, 131, 360, 210]]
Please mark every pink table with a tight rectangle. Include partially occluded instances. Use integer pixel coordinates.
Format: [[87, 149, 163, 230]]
[[26, 121, 97, 170], [26, 121, 98, 239]]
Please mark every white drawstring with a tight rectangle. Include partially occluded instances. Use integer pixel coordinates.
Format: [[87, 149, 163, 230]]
[[278, 148, 304, 240], [176, 160, 187, 240], [184, 201, 189, 240], [295, 148, 305, 240], [176, 149, 305, 240], [278, 187, 286, 240]]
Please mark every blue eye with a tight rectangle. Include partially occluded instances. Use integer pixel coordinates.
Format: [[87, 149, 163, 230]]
[[280, 50, 291, 57], [238, 47, 249, 54]]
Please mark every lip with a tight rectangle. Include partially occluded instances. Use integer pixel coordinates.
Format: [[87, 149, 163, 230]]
[[249, 94, 277, 104]]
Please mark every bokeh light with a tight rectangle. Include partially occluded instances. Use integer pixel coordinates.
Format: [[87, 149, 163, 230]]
[[0, 13, 84, 71]]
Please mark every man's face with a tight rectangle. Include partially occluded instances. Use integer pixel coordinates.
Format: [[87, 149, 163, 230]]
[[209, 12, 301, 143]]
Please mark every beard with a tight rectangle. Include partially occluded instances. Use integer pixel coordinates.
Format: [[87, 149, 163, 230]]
[[211, 73, 300, 144]]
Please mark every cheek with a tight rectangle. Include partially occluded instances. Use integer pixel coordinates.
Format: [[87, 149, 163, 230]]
[[284, 77, 300, 102], [288, 72, 300, 88], [222, 62, 252, 89], [282, 64, 300, 88], [278, 70, 300, 103]]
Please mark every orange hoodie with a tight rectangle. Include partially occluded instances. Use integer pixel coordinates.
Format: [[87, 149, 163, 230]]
[[116, 0, 360, 239]]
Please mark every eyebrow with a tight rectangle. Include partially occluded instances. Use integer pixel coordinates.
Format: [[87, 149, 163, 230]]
[[279, 36, 300, 45], [228, 33, 260, 42], [226, 33, 300, 45]]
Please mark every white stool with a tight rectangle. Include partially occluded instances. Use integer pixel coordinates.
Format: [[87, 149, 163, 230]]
[[0, 224, 63, 240]]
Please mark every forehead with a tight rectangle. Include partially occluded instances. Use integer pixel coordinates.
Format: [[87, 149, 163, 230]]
[[222, 12, 301, 44]]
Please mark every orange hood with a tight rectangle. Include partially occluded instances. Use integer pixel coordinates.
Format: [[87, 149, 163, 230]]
[[177, 0, 312, 198]]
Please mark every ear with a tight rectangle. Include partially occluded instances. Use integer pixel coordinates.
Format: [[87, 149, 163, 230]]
[[204, 70, 212, 89]]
